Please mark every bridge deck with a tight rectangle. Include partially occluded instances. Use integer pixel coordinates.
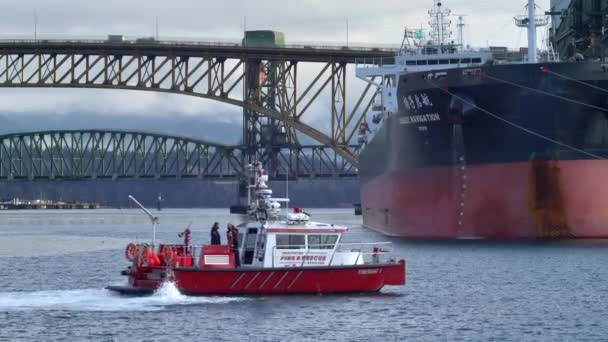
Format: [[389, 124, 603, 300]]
[[0, 39, 396, 63]]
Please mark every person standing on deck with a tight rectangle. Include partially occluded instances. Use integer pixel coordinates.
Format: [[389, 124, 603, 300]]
[[210, 222, 221, 245], [226, 223, 232, 245], [227, 224, 240, 267]]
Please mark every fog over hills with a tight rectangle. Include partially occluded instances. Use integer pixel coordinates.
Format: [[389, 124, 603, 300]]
[[0, 111, 243, 145], [0, 87, 325, 145]]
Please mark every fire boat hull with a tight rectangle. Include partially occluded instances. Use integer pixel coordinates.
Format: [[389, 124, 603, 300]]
[[107, 261, 405, 296], [105, 285, 155, 296], [174, 262, 405, 295]]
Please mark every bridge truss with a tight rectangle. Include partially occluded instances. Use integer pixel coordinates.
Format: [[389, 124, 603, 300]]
[[0, 130, 357, 180], [0, 40, 393, 175]]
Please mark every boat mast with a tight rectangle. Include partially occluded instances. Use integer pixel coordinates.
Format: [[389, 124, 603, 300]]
[[515, 0, 547, 63], [429, 0, 451, 50], [456, 15, 466, 50], [527, 0, 537, 63]]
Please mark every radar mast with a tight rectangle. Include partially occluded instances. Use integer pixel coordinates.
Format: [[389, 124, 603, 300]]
[[428, 0, 452, 48]]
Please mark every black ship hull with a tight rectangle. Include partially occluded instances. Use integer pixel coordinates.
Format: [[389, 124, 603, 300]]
[[360, 62, 608, 238]]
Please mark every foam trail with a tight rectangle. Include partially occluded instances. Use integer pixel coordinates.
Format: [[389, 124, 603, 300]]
[[0, 283, 247, 312]]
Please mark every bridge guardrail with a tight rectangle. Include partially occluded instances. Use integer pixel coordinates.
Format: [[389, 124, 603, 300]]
[[0, 35, 399, 54]]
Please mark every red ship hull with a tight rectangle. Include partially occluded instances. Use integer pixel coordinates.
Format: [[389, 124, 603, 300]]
[[175, 263, 405, 295], [361, 160, 608, 239], [111, 261, 406, 295]]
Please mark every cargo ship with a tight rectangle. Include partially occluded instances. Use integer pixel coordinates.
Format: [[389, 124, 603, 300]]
[[356, 0, 608, 239]]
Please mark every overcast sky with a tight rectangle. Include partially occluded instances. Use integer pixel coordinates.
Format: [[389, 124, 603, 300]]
[[0, 0, 552, 141]]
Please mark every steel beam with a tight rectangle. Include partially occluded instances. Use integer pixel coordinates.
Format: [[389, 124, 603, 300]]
[[0, 41, 389, 171], [0, 130, 358, 180]]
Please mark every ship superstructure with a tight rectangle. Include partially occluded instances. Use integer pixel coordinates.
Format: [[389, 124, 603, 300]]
[[356, 1, 491, 131]]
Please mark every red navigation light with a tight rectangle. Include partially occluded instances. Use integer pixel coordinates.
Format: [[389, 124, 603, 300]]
[[540, 66, 548, 73]]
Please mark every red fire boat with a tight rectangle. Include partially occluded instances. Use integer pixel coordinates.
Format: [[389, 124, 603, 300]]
[[107, 163, 406, 295]]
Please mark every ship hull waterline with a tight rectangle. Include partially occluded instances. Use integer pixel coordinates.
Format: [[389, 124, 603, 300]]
[[362, 160, 608, 239]]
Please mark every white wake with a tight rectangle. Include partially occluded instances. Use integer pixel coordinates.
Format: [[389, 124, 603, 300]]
[[0, 282, 246, 312]]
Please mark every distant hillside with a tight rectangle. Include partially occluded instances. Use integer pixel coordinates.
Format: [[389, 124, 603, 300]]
[[0, 112, 242, 145], [0, 111, 319, 145]]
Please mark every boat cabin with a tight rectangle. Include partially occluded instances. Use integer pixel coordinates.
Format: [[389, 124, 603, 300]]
[[190, 212, 390, 270], [236, 218, 356, 268]]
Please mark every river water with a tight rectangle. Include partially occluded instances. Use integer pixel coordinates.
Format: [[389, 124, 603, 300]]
[[0, 209, 606, 341]]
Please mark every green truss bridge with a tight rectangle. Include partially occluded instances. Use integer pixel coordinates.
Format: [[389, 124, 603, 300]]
[[0, 38, 396, 172], [0, 130, 357, 180]]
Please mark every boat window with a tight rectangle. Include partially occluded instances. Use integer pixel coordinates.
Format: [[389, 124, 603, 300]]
[[438, 59, 449, 65], [450, 59, 460, 64], [245, 228, 258, 248], [428, 60, 438, 65], [416, 60, 427, 65], [461, 58, 472, 63], [307, 235, 338, 249], [276, 234, 305, 249], [472, 58, 482, 63], [406, 60, 416, 65]]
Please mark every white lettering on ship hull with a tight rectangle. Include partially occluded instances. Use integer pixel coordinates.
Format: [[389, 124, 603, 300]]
[[399, 113, 441, 125], [358, 268, 380, 275], [403, 92, 434, 111]]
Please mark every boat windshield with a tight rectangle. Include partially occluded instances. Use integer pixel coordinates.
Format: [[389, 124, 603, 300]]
[[307, 234, 338, 249], [274, 233, 339, 250]]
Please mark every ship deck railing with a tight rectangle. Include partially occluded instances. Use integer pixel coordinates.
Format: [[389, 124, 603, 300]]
[[140, 241, 398, 269], [355, 57, 398, 68]]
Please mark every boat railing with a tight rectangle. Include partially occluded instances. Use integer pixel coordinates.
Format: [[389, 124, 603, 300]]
[[333, 242, 396, 265], [134, 242, 398, 268]]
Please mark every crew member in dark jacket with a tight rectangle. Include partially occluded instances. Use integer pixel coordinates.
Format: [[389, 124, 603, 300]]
[[227, 224, 240, 267], [210, 222, 221, 245]]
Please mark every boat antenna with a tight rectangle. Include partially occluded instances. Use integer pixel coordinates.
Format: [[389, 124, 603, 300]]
[[155, 16, 159, 40], [514, 0, 548, 63], [285, 166, 289, 213], [429, 0, 452, 49], [527, 0, 537, 63], [128, 195, 159, 247], [34, 9, 38, 42], [454, 14, 467, 50]]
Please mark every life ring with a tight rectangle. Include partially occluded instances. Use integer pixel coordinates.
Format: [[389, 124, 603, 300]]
[[125, 243, 139, 262], [162, 246, 175, 265]]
